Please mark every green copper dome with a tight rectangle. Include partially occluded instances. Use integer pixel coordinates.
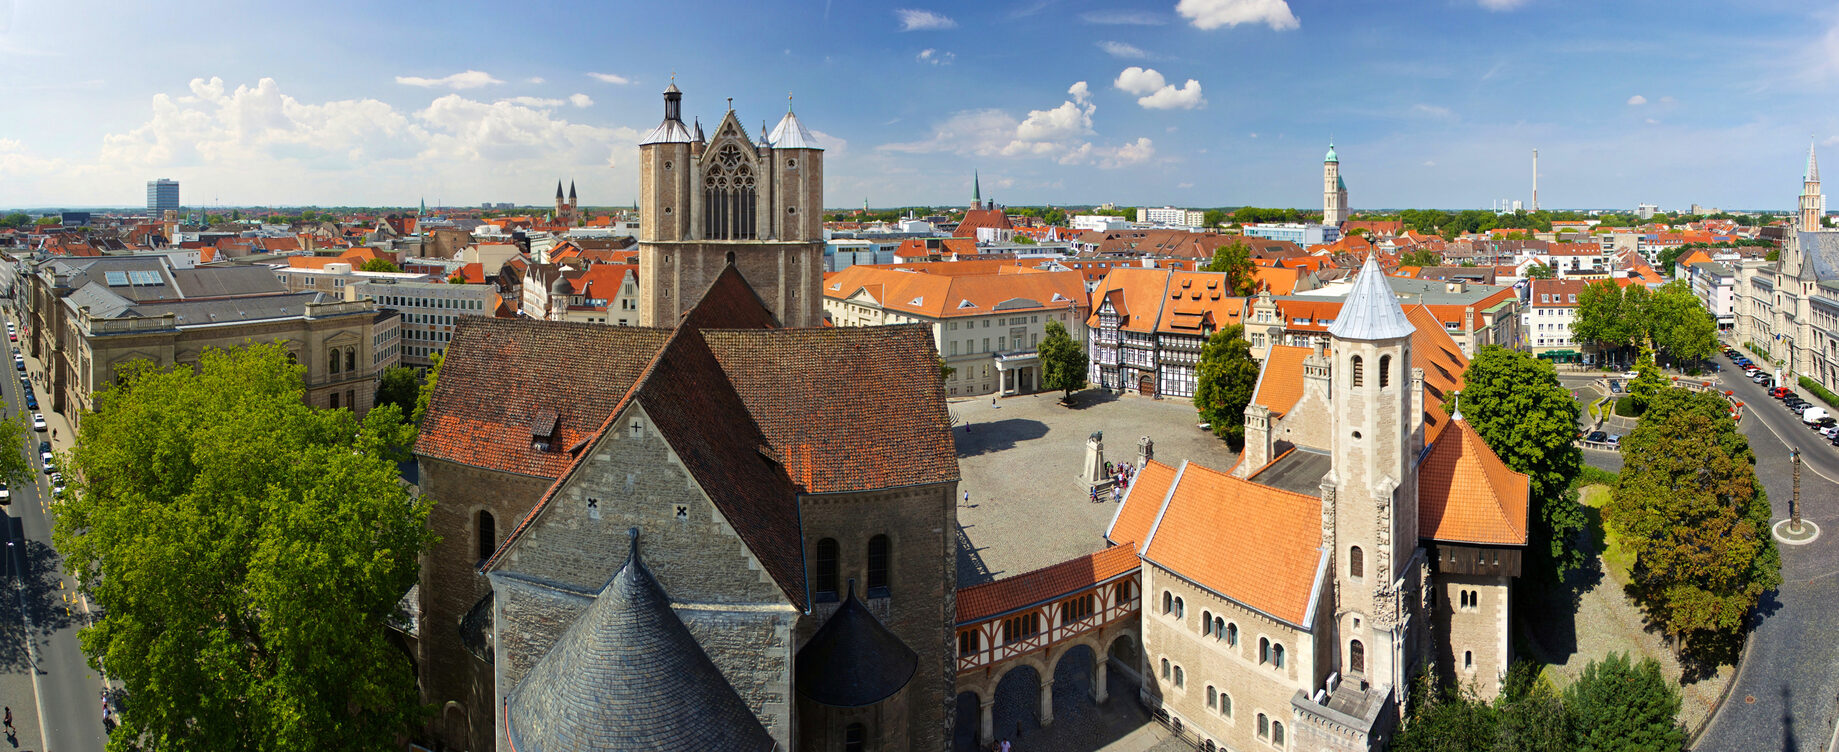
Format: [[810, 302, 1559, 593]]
[[1325, 143, 1339, 163]]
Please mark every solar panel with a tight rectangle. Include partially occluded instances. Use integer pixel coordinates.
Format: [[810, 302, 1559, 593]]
[[130, 271, 162, 286], [103, 271, 130, 286]]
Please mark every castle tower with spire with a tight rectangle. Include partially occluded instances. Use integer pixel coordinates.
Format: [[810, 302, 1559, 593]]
[[636, 84, 824, 327], [1802, 140, 1823, 232], [1324, 143, 1349, 227]]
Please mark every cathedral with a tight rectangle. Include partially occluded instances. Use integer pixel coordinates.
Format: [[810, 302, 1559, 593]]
[[1324, 143, 1349, 227], [1109, 254, 1527, 750]]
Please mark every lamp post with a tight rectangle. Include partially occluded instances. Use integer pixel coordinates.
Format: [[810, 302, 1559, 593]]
[[1791, 446, 1803, 534]]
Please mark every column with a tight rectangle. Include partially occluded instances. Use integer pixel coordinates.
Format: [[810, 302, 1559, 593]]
[[979, 697, 995, 744], [1093, 658, 1109, 704], [1039, 678, 1054, 727]]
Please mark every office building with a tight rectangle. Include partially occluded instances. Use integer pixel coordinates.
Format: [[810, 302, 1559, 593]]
[[147, 179, 180, 213]]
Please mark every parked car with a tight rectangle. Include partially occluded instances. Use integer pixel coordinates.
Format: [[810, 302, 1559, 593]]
[[1607, 434, 1623, 447], [1608, 380, 1623, 393], [1588, 430, 1608, 443], [0, 483, 10, 504], [1804, 407, 1831, 425], [40, 452, 53, 474], [31, 413, 45, 432], [37, 441, 49, 455], [25, 395, 37, 410], [1771, 387, 1792, 399]]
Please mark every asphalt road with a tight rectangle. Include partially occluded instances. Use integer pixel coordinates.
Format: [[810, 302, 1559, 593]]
[[1692, 356, 1839, 752], [0, 319, 109, 752]]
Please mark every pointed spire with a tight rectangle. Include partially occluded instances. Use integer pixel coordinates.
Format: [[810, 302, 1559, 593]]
[[1808, 137, 1821, 184], [693, 117, 705, 143], [1327, 253, 1414, 341], [569, 181, 577, 201], [973, 170, 982, 206], [556, 180, 565, 200]]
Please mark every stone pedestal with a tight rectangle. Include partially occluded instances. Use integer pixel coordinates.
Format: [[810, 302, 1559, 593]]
[[1136, 435, 1153, 467], [1083, 431, 1110, 486]]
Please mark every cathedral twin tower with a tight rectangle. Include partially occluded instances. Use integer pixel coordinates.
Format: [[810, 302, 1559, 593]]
[[637, 84, 826, 328]]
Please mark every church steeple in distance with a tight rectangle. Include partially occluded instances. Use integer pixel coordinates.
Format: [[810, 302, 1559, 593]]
[[973, 171, 982, 210], [1802, 137, 1823, 232]]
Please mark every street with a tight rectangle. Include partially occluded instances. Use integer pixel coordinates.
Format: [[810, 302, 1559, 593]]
[[0, 311, 108, 752], [1692, 357, 1839, 752]]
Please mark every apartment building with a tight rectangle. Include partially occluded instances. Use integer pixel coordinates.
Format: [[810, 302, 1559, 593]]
[[1526, 279, 1588, 356]]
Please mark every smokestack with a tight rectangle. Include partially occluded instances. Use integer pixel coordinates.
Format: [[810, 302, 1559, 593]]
[[1532, 148, 1539, 212]]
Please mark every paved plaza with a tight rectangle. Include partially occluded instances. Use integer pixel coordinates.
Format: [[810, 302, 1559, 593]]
[[952, 389, 1239, 588]]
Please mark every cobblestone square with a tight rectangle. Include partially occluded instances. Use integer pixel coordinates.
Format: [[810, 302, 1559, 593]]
[[952, 390, 1238, 588]]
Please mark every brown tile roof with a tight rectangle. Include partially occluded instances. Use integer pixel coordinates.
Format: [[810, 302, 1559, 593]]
[[1417, 418, 1530, 546], [955, 544, 1142, 623], [704, 325, 958, 493], [1529, 278, 1589, 308], [416, 318, 675, 478], [954, 208, 1015, 238], [1107, 460, 1178, 548], [1250, 345, 1315, 418], [679, 264, 781, 330], [1142, 461, 1324, 626], [825, 265, 1085, 320]]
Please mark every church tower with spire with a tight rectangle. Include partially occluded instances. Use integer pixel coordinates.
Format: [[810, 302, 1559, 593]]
[[636, 83, 825, 327], [1323, 142, 1349, 227], [1802, 140, 1823, 232], [972, 170, 983, 211]]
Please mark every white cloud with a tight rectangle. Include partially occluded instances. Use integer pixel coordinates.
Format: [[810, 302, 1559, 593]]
[[1080, 10, 1166, 25], [1658, 95, 1676, 105], [1477, 0, 1529, 9], [1412, 103, 1453, 118], [1114, 67, 1204, 109], [502, 96, 565, 108], [1175, 0, 1298, 31], [1098, 41, 1148, 59], [917, 48, 956, 65], [1424, 160, 1437, 166], [1, 76, 643, 205], [1177, 182, 1194, 188], [527, 77, 545, 84], [810, 130, 848, 158], [895, 8, 957, 30], [1626, 94, 1647, 106], [587, 72, 631, 85], [878, 80, 1151, 169], [1645, 118, 1659, 125], [569, 93, 593, 108], [394, 70, 502, 89]]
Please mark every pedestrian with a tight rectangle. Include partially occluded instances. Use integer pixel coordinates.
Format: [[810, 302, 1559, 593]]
[[963, 490, 970, 507], [5, 705, 12, 730]]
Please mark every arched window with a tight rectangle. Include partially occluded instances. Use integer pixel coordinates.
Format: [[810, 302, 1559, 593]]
[[1379, 354, 1392, 388], [1220, 692, 1232, 717], [1162, 590, 1173, 614], [844, 723, 865, 752], [1174, 597, 1184, 619], [1207, 685, 1217, 709], [1350, 639, 1366, 675], [1258, 713, 1270, 738], [1273, 643, 1286, 669], [866, 535, 890, 596], [1259, 637, 1271, 664], [476, 510, 495, 561], [1350, 355, 1363, 387], [1116, 579, 1135, 604], [1225, 622, 1238, 646], [1160, 658, 1170, 679], [814, 538, 839, 601], [1173, 665, 1184, 687], [1273, 721, 1285, 747], [1201, 610, 1213, 636], [703, 144, 758, 240], [1465, 650, 1474, 670], [345, 346, 356, 373], [1214, 616, 1225, 640], [1350, 546, 1364, 579], [328, 347, 341, 374]]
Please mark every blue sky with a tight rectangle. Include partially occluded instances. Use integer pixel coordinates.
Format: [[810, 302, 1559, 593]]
[[0, 0, 1835, 211]]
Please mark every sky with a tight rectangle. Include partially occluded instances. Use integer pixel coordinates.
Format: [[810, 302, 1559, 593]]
[[1, 0, 1836, 212]]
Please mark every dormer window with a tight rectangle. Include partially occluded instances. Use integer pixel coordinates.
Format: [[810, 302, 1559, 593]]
[[530, 408, 559, 452]]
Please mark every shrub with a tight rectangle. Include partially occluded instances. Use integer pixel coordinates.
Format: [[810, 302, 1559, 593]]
[[1614, 395, 1642, 417], [1573, 465, 1620, 488], [1799, 376, 1839, 410]]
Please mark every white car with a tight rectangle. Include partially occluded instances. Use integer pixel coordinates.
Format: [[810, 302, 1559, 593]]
[[31, 413, 46, 432], [0, 483, 10, 503], [39, 450, 53, 471]]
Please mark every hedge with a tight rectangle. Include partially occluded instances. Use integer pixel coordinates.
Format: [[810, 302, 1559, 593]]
[[1573, 465, 1620, 489], [1614, 395, 1642, 417], [1800, 376, 1839, 410]]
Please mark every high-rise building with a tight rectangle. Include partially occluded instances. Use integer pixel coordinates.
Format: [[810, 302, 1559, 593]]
[[146, 178, 180, 214], [1323, 143, 1349, 226]]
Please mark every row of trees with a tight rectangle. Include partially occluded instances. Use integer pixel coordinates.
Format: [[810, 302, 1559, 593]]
[[1394, 655, 1686, 751], [1573, 280, 1719, 367]]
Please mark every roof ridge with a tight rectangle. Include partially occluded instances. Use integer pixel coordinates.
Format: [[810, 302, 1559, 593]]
[[1458, 419, 1529, 539]]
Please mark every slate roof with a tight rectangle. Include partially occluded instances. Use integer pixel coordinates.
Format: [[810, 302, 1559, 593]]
[[1416, 417, 1530, 546], [1327, 254, 1415, 340], [121, 292, 328, 327], [1794, 231, 1839, 282], [956, 543, 1142, 623], [796, 585, 918, 707], [1140, 461, 1325, 627], [503, 531, 776, 752], [169, 266, 288, 297], [768, 110, 820, 149]]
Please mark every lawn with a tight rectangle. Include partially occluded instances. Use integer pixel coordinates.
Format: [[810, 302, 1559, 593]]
[[1578, 484, 1632, 581]]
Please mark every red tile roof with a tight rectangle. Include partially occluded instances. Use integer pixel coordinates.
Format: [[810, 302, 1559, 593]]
[[1417, 418, 1530, 546], [955, 544, 1142, 623], [954, 208, 1015, 238], [1251, 345, 1315, 418], [1142, 461, 1324, 626], [1107, 460, 1178, 548]]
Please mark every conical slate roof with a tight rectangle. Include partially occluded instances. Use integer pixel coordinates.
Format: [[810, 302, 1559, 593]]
[[504, 530, 776, 752], [769, 110, 820, 150], [794, 583, 918, 708], [1327, 253, 1413, 341]]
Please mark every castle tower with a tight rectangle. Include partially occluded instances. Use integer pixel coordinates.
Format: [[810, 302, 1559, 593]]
[[1321, 253, 1419, 699], [637, 84, 824, 327], [1802, 140, 1823, 232], [1323, 143, 1349, 227]]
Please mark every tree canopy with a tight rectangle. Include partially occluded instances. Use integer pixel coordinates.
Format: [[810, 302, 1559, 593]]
[[375, 365, 421, 424], [1393, 655, 1678, 752], [1574, 280, 1714, 367], [1562, 653, 1686, 752], [1457, 346, 1587, 580], [1036, 320, 1087, 401], [1524, 263, 1554, 279], [0, 415, 34, 491], [1192, 324, 1261, 449], [1610, 387, 1778, 657], [53, 343, 432, 751], [359, 258, 403, 273], [1399, 249, 1441, 267], [1201, 241, 1257, 296]]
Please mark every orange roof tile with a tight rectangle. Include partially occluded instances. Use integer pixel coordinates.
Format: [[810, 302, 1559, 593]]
[[1107, 460, 1178, 548], [1403, 304, 1468, 442], [1086, 268, 1172, 333], [1142, 461, 1324, 626], [1251, 345, 1314, 418], [823, 265, 1086, 319], [955, 544, 1142, 623], [1417, 418, 1530, 546], [1159, 272, 1246, 334]]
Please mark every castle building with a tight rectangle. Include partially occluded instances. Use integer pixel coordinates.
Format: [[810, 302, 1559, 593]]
[[1109, 254, 1529, 751], [1742, 141, 1839, 394], [637, 84, 825, 328], [1324, 143, 1349, 227]]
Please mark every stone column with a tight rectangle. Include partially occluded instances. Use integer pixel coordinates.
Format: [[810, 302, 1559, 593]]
[[980, 697, 995, 744], [1093, 658, 1109, 704], [1039, 678, 1055, 727]]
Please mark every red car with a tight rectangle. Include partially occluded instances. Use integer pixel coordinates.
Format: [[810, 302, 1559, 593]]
[[1771, 387, 1792, 399]]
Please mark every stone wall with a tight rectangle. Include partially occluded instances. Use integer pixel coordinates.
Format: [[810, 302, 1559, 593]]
[[638, 240, 822, 328], [1431, 573, 1511, 700]]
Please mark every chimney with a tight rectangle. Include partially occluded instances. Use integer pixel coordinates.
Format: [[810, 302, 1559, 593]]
[[1234, 404, 1275, 478]]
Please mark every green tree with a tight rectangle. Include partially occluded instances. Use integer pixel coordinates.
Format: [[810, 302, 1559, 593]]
[[1202, 242, 1257, 296], [1563, 652, 1686, 751], [1628, 349, 1665, 413], [1192, 324, 1261, 449], [1647, 281, 1717, 366], [359, 258, 404, 273], [53, 343, 432, 751], [1572, 279, 1630, 359], [0, 414, 34, 489], [1037, 320, 1086, 401], [414, 350, 444, 425], [1399, 249, 1441, 267], [375, 366, 421, 423], [1201, 209, 1229, 228], [1610, 395, 1778, 657], [1457, 347, 1588, 580], [0, 211, 31, 228], [33, 215, 58, 226], [1524, 263, 1554, 279]]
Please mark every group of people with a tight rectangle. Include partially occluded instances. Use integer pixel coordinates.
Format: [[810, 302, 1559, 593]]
[[1088, 460, 1141, 503]]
